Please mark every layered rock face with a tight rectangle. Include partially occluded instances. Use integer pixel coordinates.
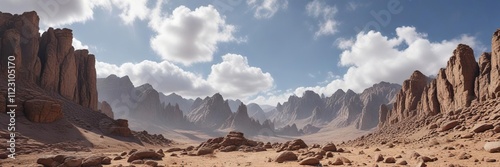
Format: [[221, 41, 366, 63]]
[[380, 30, 500, 127], [357, 82, 401, 130], [0, 12, 98, 115]]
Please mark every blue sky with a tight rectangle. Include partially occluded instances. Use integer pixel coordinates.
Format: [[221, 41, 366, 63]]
[[2, 0, 499, 105]]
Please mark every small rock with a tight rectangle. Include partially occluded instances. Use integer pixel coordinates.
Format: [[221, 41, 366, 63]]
[[375, 154, 384, 162], [396, 159, 408, 165], [145, 160, 158, 167], [322, 143, 337, 152], [384, 157, 396, 163], [113, 156, 123, 160], [485, 158, 497, 162], [326, 151, 334, 158], [120, 151, 127, 156], [166, 147, 182, 152], [416, 161, 427, 167], [102, 156, 112, 164], [458, 152, 472, 160], [131, 159, 144, 164]]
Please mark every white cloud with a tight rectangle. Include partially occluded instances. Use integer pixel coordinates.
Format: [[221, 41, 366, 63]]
[[336, 38, 354, 49], [96, 60, 215, 97], [96, 54, 273, 99], [149, 4, 238, 65], [0, 0, 149, 27], [208, 54, 274, 99], [72, 38, 89, 50], [306, 0, 339, 37], [247, 0, 288, 19], [248, 89, 293, 106], [292, 26, 483, 96]]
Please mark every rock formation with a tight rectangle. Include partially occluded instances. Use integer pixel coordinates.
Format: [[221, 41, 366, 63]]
[[489, 29, 500, 98], [159, 93, 194, 114], [0, 11, 98, 121], [380, 31, 500, 127], [98, 101, 114, 119], [23, 98, 63, 123]]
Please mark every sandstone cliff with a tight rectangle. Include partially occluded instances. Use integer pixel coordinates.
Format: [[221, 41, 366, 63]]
[[380, 30, 500, 127], [0, 11, 98, 123]]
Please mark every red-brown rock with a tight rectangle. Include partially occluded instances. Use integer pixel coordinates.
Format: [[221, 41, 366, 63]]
[[23, 99, 63, 123]]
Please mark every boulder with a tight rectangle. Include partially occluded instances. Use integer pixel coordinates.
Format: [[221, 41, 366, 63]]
[[82, 155, 105, 167], [384, 157, 396, 163], [196, 147, 214, 156], [274, 151, 298, 163], [127, 149, 162, 162], [23, 99, 63, 123], [472, 123, 494, 133], [484, 142, 500, 153], [440, 120, 460, 132], [299, 157, 320, 165], [322, 143, 337, 152]]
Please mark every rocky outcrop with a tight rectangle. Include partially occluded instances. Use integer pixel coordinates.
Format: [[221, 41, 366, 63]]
[[388, 71, 429, 124], [0, 11, 40, 82], [475, 52, 491, 102], [489, 29, 500, 98], [440, 44, 478, 111], [23, 98, 63, 123], [110, 119, 132, 137], [0, 11, 98, 116], [98, 101, 114, 119], [196, 131, 263, 153], [380, 32, 500, 127]]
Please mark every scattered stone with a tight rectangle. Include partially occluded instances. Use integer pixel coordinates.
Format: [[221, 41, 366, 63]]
[[274, 151, 298, 163], [113, 156, 123, 160], [120, 151, 127, 156], [326, 152, 334, 158], [374, 148, 381, 152], [458, 152, 472, 160], [416, 161, 427, 167], [299, 157, 320, 166], [0, 153, 8, 159], [485, 158, 497, 162], [101, 156, 111, 165]]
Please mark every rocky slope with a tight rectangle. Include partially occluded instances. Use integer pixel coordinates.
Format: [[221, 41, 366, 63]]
[[159, 93, 194, 115]]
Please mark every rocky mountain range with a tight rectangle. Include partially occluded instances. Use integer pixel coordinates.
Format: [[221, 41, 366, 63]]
[[269, 82, 401, 131]]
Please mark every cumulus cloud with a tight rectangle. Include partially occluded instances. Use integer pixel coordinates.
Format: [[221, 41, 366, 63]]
[[0, 0, 149, 27], [96, 60, 215, 97], [248, 89, 293, 106], [292, 26, 483, 96], [149, 3, 239, 66], [247, 0, 288, 19], [96, 54, 273, 99], [72, 38, 89, 50], [306, 0, 339, 37], [208, 54, 274, 99]]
